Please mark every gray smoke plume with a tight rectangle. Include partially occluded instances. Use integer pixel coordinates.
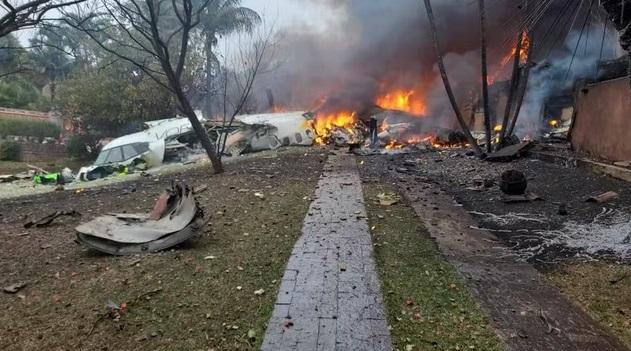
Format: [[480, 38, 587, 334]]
[[254, 0, 619, 132], [516, 23, 622, 136]]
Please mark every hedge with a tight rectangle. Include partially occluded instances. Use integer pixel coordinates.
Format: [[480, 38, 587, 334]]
[[0, 118, 61, 139], [0, 141, 20, 161]]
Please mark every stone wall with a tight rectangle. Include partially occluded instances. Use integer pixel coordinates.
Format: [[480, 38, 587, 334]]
[[572, 77, 631, 162], [17, 142, 68, 162]]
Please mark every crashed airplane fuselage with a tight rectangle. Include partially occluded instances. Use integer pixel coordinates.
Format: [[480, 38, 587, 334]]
[[220, 111, 316, 156], [77, 118, 196, 181], [77, 112, 316, 180]]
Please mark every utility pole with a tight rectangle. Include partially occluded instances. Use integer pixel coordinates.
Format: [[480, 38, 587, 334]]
[[479, 0, 492, 153]]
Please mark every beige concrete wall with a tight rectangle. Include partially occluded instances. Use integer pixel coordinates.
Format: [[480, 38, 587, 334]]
[[572, 77, 631, 162]]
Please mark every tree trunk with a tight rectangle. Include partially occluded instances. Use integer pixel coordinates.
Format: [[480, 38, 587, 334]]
[[204, 35, 214, 118], [50, 74, 57, 104], [507, 33, 535, 136], [423, 0, 483, 157], [180, 93, 224, 174], [479, 0, 492, 153], [165, 64, 224, 174], [498, 30, 523, 146]]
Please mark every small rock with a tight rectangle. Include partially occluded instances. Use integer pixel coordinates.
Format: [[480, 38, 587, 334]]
[[3, 282, 27, 294]]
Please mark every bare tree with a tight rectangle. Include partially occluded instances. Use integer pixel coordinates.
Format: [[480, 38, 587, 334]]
[[66, 0, 225, 173], [422, 0, 483, 157], [507, 35, 534, 137], [497, 30, 523, 147], [0, 0, 86, 38], [214, 23, 276, 157]]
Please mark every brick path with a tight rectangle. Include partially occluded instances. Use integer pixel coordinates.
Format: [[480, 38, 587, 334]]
[[261, 154, 392, 351]]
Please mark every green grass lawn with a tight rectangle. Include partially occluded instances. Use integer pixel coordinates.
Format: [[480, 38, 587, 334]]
[[546, 262, 631, 349], [364, 184, 503, 351], [0, 150, 325, 351]]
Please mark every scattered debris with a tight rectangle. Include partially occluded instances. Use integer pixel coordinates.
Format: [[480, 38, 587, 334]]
[[283, 320, 294, 329], [558, 203, 569, 216], [533, 208, 631, 260], [500, 170, 527, 195], [609, 273, 629, 285], [75, 183, 204, 255], [586, 191, 619, 204], [486, 142, 534, 162], [502, 192, 543, 204], [254, 192, 265, 200], [24, 210, 81, 228], [469, 211, 547, 225], [193, 184, 208, 194], [254, 288, 265, 296], [106, 300, 127, 322], [539, 308, 561, 335], [3, 282, 27, 294], [377, 192, 400, 206]]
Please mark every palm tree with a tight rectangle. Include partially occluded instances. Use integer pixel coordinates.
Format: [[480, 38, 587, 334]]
[[199, 0, 261, 117], [422, 0, 482, 157], [29, 27, 76, 103]]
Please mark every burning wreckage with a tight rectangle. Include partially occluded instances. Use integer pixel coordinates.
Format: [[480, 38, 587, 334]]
[[74, 108, 470, 183]]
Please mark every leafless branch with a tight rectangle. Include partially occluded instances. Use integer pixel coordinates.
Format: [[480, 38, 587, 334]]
[[0, 0, 88, 38]]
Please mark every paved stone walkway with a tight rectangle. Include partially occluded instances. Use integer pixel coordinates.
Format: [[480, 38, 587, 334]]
[[261, 154, 392, 351]]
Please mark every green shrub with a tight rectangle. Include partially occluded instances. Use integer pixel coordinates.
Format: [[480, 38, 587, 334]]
[[0, 118, 60, 139], [0, 141, 21, 161], [66, 134, 101, 161]]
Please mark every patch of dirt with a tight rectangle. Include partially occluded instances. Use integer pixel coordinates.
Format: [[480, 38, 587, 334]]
[[0, 148, 327, 351]]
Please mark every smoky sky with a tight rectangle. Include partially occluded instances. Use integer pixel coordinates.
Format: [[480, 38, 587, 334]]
[[255, 0, 619, 129]]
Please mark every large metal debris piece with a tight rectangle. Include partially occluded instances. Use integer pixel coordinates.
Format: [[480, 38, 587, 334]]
[[75, 183, 204, 255], [486, 141, 534, 162]]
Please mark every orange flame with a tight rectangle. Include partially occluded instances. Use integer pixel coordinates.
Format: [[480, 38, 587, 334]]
[[310, 111, 358, 144], [271, 106, 286, 113], [490, 31, 531, 84], [376, 90, 427, 115], [501, 31, 531, 66]]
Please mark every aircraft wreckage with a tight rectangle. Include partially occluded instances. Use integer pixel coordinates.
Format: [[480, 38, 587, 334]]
[[75, 183, 205, 255]]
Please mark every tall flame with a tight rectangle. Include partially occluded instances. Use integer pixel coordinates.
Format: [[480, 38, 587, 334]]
[[501, 31, 531, 66], [489, 31, 531, 84], [310, 111, 358, 144], [376, 90, 427, 115]]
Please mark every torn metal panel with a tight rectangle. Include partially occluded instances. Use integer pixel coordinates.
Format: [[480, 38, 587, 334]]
[[76, 217, 205, 256], [76, 184, 198, 244], [75, 183, 204, 255]]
